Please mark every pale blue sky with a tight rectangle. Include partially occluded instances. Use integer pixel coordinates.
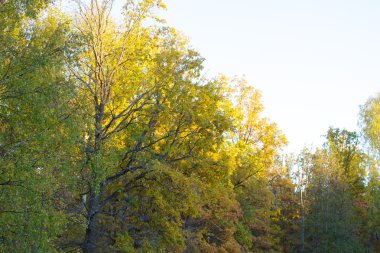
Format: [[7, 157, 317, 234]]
[[114, 0, 380, 152]]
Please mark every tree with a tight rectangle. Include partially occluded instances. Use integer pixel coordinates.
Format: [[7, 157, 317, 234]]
[[0, 1, 80, 251], [359, 93, 380, 251], [223, 78, 288, 252], [62, 1, 237, 251], [302, 128, 368, 253], [294, 148, 314, 253]]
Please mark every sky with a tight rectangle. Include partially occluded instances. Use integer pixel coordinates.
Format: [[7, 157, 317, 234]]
[[114, 0, 380, 152]]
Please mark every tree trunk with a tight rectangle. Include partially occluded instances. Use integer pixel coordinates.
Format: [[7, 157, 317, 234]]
[[82, 193, 101, 253], [82, 101, 105, 252]]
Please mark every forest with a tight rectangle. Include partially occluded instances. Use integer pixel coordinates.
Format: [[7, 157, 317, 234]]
[[1, 0, 380, 252]]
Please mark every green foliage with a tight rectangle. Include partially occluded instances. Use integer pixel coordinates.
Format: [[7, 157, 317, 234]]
[[297, 129, 370, 253], [360, 94, 380, 153], [114, 232, 135, 252], [235, 222, 253, 249], [360, 94, 380, 251], [0, 2, 81, 251]]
